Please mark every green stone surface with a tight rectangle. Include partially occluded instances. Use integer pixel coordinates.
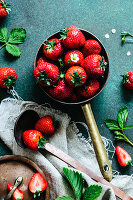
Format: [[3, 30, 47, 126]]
[[0, 0, 133, 176]]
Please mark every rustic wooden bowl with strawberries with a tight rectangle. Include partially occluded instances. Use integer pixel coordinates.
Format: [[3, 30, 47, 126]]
[[34, 27, 112, 182]]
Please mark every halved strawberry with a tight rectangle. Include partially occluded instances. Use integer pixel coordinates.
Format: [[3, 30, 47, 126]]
[[7, 184, 24, 200], [116, 146, 133, 167], [29, 173, 48, 198]]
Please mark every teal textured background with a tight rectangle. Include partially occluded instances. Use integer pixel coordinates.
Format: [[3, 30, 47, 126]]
[[0, 0, 133, 175]]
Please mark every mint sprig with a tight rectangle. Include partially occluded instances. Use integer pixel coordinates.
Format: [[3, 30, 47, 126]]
[[104, 106, 133, 147], [121, 31, 133, 44], [57, 168, 102, 200], [83, 185, 102, 200], [0, 27, 26, 57]]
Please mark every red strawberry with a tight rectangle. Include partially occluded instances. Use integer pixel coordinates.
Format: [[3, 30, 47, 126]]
[[81, 54, 107, 78], [116, 146, 133, 167], [77, 80, 99, 98], [35, 115, 55, 136], [121, 71, 133, 90], [7, 184, 24, 200], [60, 26, 85, 48], [0, 67, 17, 89], [82, 40, 101, 57], [65, 66, 87, 87], [64, 50, 84, 67], [0, 0, 10, 18], [49, 80, 73, 100], [37, 57, 47, 65], [22, 130, 46, 151], [43, 38, 63, 61], [29, 173, 48, 198], [34, 62, 59, 86]]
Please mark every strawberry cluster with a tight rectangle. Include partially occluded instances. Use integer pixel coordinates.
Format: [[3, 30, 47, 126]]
[[34, 26, 108, 102]]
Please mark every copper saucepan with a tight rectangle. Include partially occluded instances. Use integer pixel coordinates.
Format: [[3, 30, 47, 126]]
[[34, 29, 112, 182]]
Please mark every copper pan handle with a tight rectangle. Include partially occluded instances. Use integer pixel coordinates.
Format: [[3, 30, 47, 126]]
[[81, 103, 112, 182]]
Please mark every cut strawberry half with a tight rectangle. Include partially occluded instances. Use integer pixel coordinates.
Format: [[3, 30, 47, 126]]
[[29, 173, 48, 198], [7, 184, 24, 200]]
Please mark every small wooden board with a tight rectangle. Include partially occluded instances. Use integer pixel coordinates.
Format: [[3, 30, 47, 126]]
[[0, 155, 50, 200]]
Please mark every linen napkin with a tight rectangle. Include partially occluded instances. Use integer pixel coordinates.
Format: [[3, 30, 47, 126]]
[[0, 97, 133, 200]]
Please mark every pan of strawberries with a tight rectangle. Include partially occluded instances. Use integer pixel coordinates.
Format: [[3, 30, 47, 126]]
[[34, 26, 112, 182]]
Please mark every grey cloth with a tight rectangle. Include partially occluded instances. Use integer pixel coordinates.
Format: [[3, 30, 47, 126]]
[[0, 98, 133, 200]]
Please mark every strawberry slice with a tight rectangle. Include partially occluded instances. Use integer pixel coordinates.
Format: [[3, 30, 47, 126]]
[[29, 173, 48, 198], [116, 146, 133, 167], [7, 184, 24, 200]]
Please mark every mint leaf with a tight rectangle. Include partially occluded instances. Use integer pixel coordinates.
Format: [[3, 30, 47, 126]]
[[83, 185, 102, 200], [63, 168, 84, 200], [8, 28, 26, 44], [104, 119, 121, 130], [118, 106, 128, 130], [6, 44, 21, 57], [0, 27, 8, 43], [56, 196, 74, 200], [124, 125, 133, 129]]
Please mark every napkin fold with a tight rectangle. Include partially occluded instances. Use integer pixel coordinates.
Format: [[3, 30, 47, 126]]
[[0, 97, 133, 200]]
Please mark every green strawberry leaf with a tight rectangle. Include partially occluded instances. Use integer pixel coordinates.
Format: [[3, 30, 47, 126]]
[[83, 185, 102, 200], [124, 125, 133, 129], [0, 27, 8, 43], [63, 168, 84, 200], [37, 137, 47, 149], [6, 44, 21, 57], [104, 119, 121, 130], [56, 196, 74, 200], [118, 106, 128, 130], [8, 28, 26, 44]]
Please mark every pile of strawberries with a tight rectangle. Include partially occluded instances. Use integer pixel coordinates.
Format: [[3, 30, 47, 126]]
[[34, 26, 108, 102]]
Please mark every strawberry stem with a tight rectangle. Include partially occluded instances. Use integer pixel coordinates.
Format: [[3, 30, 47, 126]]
[[60, 28, 69, 40], [37, 137, 47, 149], [3, 75, 16, 89], [44, 40, 58, 50], [71, 72, 85, 87], [35, 70, 52, 86], [0, 43, 6, 50]]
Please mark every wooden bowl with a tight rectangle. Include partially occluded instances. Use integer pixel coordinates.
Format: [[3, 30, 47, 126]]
[[0, 155, 50, 200]]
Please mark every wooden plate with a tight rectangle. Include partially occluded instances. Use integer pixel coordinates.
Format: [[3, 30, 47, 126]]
[[0, 155, 50, 200]]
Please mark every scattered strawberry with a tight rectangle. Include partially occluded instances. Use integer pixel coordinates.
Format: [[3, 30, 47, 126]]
[[37, 57, 47, 65], [64, 50, 84, 67], [65, 66, 87, 87], [34, 62, 59, 86], [77, 80, 99, 98], [7, 184, 24, 200], [81, 54, 107, 78], [49, 80, 73, 100], [29, 173, 48, 198], [43, 38, 63, 61], [35, 115, 55, 136], [0, 67, 17, 89], [116, 146, 133, 167], [60, 26, 85, 48], [82, 39, 101, 57], [121, 71, 133, 90], [23, 130, 47, 151], [0, 0, 10, 18]]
